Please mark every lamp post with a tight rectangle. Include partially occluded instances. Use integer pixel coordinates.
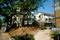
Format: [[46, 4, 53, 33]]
[[31, 12, 34, 14]]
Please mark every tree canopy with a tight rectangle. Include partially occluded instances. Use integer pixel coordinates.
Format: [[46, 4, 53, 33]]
[[0, 0, 47, 32], [0, 18, 2, 27], [0, 0, 46, 16]]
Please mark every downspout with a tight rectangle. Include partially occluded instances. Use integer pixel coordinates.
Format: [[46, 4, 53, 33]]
[[53, 0, 56, 27]]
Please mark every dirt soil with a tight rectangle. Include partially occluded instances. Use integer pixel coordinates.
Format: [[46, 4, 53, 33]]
[[8, 26, 41, 36]]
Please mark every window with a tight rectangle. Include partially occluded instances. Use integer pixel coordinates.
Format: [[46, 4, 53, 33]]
[[24, 21, 27, 25], [39, 15, 41, 18], [29, 21, 32, 25], [46, 18, 47, 21], [54, 0, 60, 6], [49, 18, 51, 22]]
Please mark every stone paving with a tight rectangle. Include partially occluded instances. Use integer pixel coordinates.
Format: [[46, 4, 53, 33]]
[[0, 29, 12, 40], [0, 27, 53, 40], [34, 29, 53, 40]]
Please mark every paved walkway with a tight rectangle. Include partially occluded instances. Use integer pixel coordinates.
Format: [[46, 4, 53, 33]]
[[0, 27, 53, 40], [0, 29, 12, 40], [34, 29, 53, 40]]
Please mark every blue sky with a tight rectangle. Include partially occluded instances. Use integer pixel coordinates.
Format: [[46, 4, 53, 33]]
[[35, 0, 54, 14], [0, 0, 54, 20], [0, 0, 54, 15]]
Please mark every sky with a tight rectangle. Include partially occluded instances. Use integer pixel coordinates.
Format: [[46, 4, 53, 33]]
[[35, 0, 54, 14], [0, 0, 54, 15], [0, 0, 54, 19]]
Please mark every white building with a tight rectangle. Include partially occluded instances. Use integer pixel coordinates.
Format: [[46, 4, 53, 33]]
[[24, 12, 35, 25], [12, 12, 35, 26], [35, 12, 55, 26]]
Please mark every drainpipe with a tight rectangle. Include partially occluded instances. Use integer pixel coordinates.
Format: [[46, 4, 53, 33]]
[[53, 0, 56, 27]]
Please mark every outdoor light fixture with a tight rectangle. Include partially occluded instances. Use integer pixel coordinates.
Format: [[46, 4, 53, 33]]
[[31, 12, 34, 14], [16, 7, 21, 16], [16, 7, 20, 12]]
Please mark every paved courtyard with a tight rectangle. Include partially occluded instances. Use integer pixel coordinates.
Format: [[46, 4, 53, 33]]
[[0, 27, 53, 40], [0, 29, 11, 40], [34, 29, 53, 40]]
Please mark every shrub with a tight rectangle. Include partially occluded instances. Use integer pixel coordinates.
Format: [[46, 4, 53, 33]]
[[33, 20, 39, 27], [40, 26, 47, 30], [11, 34, 35, 40], [50, 31, 59, 37]]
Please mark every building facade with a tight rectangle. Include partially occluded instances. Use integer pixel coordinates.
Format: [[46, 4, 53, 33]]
[[23, 12, 35, 25], [12, 12, 35, 27], [54, 0, 60, 27], [35, 12, 55, 26]]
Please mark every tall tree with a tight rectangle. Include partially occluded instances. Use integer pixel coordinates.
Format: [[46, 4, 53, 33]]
[[12, 0, 46, 26], [0, 0, 17, 32], [0, 18, 2, 29], [0, 0, 46, 32]]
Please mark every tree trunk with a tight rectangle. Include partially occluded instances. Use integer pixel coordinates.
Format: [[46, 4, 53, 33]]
[[5, 16, 12, 32], [20, 15, 24, 26]]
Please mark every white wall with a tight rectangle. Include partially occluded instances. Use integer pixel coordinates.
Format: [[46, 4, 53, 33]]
[[35, 12, 54, 23]]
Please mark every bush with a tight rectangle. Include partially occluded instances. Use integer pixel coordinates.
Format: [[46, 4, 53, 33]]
[[33, 20, 39, 27], [40, 26, 47, 30], [11, 34, 35, 40], [50, 31, 59, 37], [2, 23, 7, 27]]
